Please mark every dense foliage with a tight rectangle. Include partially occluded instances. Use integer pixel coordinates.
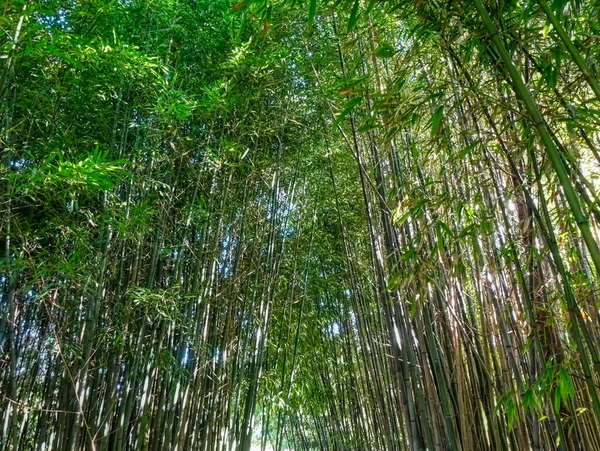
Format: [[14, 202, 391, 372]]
[[2, 0, 600, 450]]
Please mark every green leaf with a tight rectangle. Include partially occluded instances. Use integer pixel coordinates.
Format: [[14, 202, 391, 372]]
[[430, 106, 444, 137], [455, 201, 464, 221], [333, 97, 362, 127], [308, 0, 317, 32], [458, 139, 480, 160], [554, 386, 562, 413], [366, 0, 378, 14], [394, 209, 411, 226], [357, 120, 377, 132], [437, 220, 452, 237], [387, 270, 403, 290], [374, 42, 396, 58], [348, 0, 359, 30], [232, 2, 248, 11], [401, 247, 417, 262], [522, 388, 537, 413], [506, 395, 517, 432], [410, 295, 417, 317], [558, 368, 575, 405], [496, 391, 517, 432], [436, 222, 445, 252]]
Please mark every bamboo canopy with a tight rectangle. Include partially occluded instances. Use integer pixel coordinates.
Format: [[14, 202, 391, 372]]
[[2, 0, 600, 450]]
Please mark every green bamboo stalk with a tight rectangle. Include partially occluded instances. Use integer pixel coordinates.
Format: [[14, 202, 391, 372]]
[[472, 0, 600, 276], [536, 0, 600, 101]]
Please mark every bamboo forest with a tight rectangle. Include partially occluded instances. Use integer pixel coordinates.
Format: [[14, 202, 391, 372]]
[[4, 0, 600, 450]]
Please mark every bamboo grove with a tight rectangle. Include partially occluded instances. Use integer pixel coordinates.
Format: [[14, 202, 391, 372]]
[[2, 0, 600, 449]]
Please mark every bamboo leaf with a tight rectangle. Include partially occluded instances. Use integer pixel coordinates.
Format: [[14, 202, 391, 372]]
[[374, 42, 396, 58], [333, 97, 362, 126], [232, 2, 248, 11], [430, 106, 444, 137], [308, 0, 317, 32], [366, 0, 378, 14], [458, 139, 480, 160], [554, 386, 562, 413], [348, 0, 359, 30]]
